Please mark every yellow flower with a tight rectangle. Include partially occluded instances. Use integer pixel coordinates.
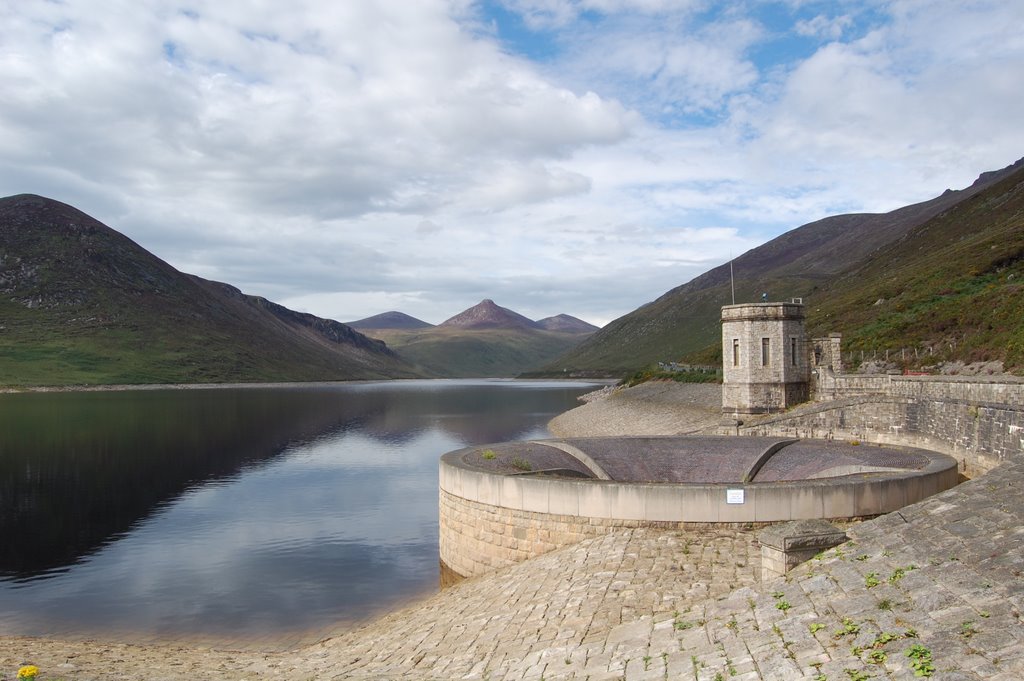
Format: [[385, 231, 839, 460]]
[[17, 666, 39, 680]]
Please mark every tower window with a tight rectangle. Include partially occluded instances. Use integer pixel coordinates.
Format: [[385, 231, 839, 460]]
[[790, 337, 798, 366], [761, 337, 770, 366], [732, 339, 740, 366]]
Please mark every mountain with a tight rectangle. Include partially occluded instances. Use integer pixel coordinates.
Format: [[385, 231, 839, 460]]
[[439, 299, 540, 330], [357, 300, 597, 377], [348, 311, 434, 330], [803, 162, 1024, 369], [0, 194, 419, 385], [543, 158, 1024, 376], [536, 314, 600, 334]]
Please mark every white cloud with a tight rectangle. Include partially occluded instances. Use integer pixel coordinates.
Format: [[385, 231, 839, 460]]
[[1, 0, 1022, 330], [498, 0, 702, 29], [795, 13, 854, 40]]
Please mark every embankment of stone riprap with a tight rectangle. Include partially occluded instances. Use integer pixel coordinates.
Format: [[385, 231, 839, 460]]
[[737, 374, 1024, 478]]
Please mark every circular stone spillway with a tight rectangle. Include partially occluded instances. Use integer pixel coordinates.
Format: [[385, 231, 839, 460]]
[[438, 436, 958, 579]]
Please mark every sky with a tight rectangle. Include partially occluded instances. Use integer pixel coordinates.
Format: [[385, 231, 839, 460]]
[[1, 1, 1022, 327]]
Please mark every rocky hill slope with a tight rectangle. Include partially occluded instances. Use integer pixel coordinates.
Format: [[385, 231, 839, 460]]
[[438, 299, 540, 331], [545, 158, 1024, 376], [0, 194, 418, 385]]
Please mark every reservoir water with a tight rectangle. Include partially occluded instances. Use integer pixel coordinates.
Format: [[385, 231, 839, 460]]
[[0, 379, 598, 640]]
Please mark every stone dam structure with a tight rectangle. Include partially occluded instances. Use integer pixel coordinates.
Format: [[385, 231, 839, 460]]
[[440, 301, 1022, 581], [439, 436, 957, 579]]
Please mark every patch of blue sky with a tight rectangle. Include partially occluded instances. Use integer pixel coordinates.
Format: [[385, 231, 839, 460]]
[[475, 1, 565, 61], [747, 2, 890, 72], [652, 105, 733, 131], [162, 41, 185, 68]]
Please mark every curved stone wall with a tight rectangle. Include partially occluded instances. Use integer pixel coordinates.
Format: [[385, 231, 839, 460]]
[[742, 375, 1024, 478], [439, 442, 957, 578]]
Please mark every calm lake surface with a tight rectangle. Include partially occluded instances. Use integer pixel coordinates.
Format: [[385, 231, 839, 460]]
[[0, 379, 599, 639]]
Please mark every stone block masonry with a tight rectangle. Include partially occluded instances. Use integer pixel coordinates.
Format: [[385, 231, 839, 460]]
[[722, 302, 810, 414], [743, 374, 1024, 478], [439, 442, 956, 578], [757, 519, 847, 582]]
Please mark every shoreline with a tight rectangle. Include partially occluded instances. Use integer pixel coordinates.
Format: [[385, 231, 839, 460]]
[[549, 380, 723, 437], [0, 376, 611, 394]]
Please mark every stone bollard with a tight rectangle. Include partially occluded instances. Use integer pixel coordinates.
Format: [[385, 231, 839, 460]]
[[757, 519, 848, 582]]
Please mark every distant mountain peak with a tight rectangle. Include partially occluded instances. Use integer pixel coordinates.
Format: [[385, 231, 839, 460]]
[[535, 314, 600, 334], [348, 311, 433, 330], [439, 299, 540, 330]]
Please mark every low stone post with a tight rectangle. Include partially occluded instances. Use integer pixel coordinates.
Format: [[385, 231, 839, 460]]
[[757, 519, 848, 582]]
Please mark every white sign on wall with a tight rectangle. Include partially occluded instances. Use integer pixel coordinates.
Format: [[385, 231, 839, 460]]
[[726, 488, 745, 504]]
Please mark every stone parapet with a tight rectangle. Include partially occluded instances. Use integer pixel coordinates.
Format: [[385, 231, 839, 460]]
[[439, 445, 957, 578], [816, 372, 1024, 406], [732, 393, 1024, 478]]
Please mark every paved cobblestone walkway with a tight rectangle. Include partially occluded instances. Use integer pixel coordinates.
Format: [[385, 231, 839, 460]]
[[5, 459, 1024, 680]]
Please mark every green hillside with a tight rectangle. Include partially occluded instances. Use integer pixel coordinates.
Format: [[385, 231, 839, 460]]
[[544, 159, 1024, 376], [0, 195, 419, 385], [365, 327, 587, 378], [804, 167, 1024, 369]]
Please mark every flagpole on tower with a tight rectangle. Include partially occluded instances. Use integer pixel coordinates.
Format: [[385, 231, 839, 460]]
[[730, 255, 736, 305]]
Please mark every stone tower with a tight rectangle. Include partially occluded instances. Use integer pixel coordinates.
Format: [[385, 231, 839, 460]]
[[721, 301, 810, 414]]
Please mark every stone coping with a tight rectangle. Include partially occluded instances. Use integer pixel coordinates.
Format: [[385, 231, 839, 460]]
[[440, 436, 959, 524]]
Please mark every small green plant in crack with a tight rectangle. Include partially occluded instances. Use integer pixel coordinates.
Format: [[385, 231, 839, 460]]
[[960, 620, 978, 639], [772, 590, 792, 612], [878, 599, 893, 611], [834, 618, 861, 638], [674, 618, 694, 631], [726, 616, 738, 631], [480, 449, 497, 460], [867, 649, 887, 665], [873, 631, 900, 647], [888, 565, 916, 584], [844, 668, 872, 681], [643, 655, 651, 671], [906, 643, 934, 677], [510, 456, 532, 471], [865, 572, 880, 588], [855, 554, 870, 562], [809, 622, 825, 634]]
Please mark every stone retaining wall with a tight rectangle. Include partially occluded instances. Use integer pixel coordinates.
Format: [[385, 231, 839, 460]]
[[748, 374, 1024, 478], [817, 372, 1024, 405]]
